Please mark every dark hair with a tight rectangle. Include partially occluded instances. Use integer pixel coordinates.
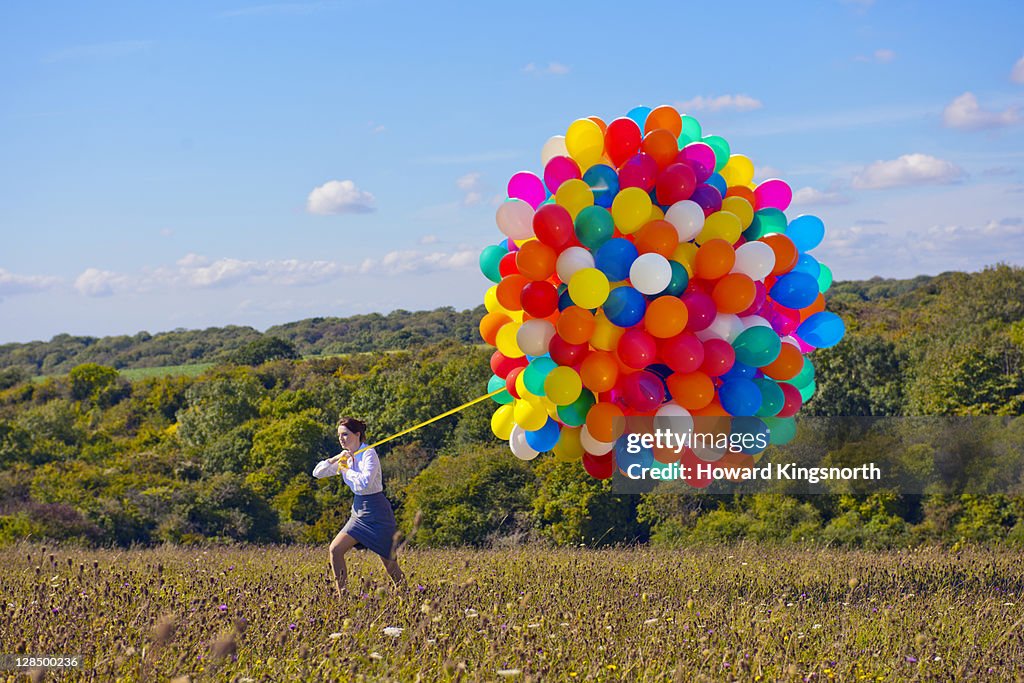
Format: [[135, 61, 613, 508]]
[[337, 417, 367, 442]]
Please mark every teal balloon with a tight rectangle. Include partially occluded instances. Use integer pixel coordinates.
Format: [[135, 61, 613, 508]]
[[701, 135, 731, 172], [790, 356, 815, 389], [575, 206, 615, 250], [583, 164, 619, 209], [487, 375, 512, 404], [817, 263, 833, 293], [745, 208, 787, 240], [479, 245, 506, 283], [679, 116, 702, 146], [753, 377, 785, 417], [798, 379, 816, 403], [798, 312, 845, 348], [557, 388, 595, 427], [763, 416, 797, 445], [663, 260, 690, 296], [787, 215, 825, 252], [523, 357, 557, 395], [732, 326, 782, 367]]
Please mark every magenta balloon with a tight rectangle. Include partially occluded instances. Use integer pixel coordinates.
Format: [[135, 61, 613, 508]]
[[754, 179, 793, 212], [738, 281, 767, 317], [543, 156, 582, 194], [793, 335, 815, 353], [655, 162, 698, 205], [618, 153, 659, 192], [678, 143, 716, 183], [683, 290, 716, 331], [768, 304, 801, 336], [508, 171, 546, 209]]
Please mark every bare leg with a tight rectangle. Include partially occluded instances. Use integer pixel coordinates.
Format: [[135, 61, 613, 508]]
[[381, 556, 405, 587], [329, 532, 359, 599]]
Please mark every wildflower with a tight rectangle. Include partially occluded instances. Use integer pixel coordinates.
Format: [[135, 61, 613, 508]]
[[644, 618, 659, 625], [496, 669, 522, 677], [288, 623, 297, 631], [606, 664, 617, 671], [905, 656, 917, 663], [383, 627, 403, 638], [369, 652, 383, 660], [328, 633, 343, 640], [464, 608, 479, 619], [218, 604, 227, 612]]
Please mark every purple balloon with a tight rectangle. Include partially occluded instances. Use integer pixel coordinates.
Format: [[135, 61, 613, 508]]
[[691, 184, 723, 216], [507, 171, 546, 209], [618, 153, 659, 192]]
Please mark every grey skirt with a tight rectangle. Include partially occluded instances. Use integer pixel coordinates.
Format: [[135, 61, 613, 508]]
[[341, 492, 398, 560]]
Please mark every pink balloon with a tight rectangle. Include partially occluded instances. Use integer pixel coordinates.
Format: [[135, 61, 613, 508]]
[[738, 281, 767, 317], [543, 156, 582, 194], [507, 171, 546, 209], [682, 290, 716, 332], [678, 143, 716, 183], [754, 178, 793, 212], [793, 334, 815, 354]]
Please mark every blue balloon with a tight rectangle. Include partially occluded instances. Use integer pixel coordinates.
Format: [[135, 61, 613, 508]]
[[525, 418, 561, 452], [770, 272, 820, 309], [792, 253, 821, 280], [787, 215, 825, 252], [603, 286, 647, 327], [583, 164, 620, 208], [731, 416, 770, 455], [626, 105, 652, 130], [722, 361, 758, 381], [557, 285, 573, 311], [706, 173, 728, 198], [595, 238, 639, 282], [798, 312, 846, 348], [719, 378, 762, 416], [614, 432, 654, 473]]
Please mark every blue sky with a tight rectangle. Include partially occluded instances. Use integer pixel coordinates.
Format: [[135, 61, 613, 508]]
[[1, 0, 1023, 344]]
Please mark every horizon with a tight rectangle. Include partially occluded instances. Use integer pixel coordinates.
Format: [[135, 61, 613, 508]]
[[3, 1, 1023, 344]]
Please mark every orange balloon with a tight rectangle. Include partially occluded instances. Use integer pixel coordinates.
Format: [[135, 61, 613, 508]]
[[588, 115, 608, 135], [726, 185, 756, 204], [644, 296, 689, 339], [516, 241, 556, 281], [479, 311, 511, 345], [666, 371, 715, 410], [556, 306, 596, 345], [694, 239, 736, 280], [760, 343, 803, 380], [633, 220, 680, 258], [712, 273, 756, 314], [495, 274, 528, 311], [761, 234, 798, 275], [800, 292, 826, 322], [580, 350, 619, 393], [640, 129, 679, 169], [645, 105, 683, 137], [586, 401, 625, 443], [690, 398, 728, 417]]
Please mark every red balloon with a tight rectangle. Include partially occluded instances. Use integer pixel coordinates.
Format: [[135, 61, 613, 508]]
[[521, 281, 558, 318], [655, 162, 697, 205], [583, 451, 615, 479], [498, 251, 520, 278], [548, 334, 588, 367], [678, 446, 713, 488], [490, 350, 528, 378], [658, 333, 705, 373], [617, 328, 658, 369], [605, 117, 643, 168], [700, 338, 735, 377], [682, 291, 716, 332], [505, 366, 524, 399], [778, 382, 803, 417], [533, 204, 575, 251], [618, 153, 659, 192]]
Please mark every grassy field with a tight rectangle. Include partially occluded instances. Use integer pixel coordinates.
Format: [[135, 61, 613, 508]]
[[2, 544, 1022, 682]]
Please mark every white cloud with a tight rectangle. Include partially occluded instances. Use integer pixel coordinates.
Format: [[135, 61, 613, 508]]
[[791, 186, 850, 206], [678, 94, 763, 113], [857, 48, 895, 63], [369, 122, 386, 134], [0, 268, 61, 296], [419, 235, 439, 245], [367, 249, 479, 276], [456, 172, 484, 206], [852, 153, 964, 189], [306, 179, 376, 215], [943, 92, 1020, 130], [1011, 56, 1024, 84], [74, 268, 129, 297], [522, 62, 570, 76]]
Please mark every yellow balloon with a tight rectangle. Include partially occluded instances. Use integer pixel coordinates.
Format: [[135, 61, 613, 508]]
[[544, 366, 583, 406], [720, 154, 755, 187], [515, 369, 529, 399], [611, 187, 653, 235], [490, 404, 515, 440], [555, 179, 595, 220], [508, 309, 524, 323], [672, 242, 698, 276], [541, 396, 560, 420], [552, 426, 584, 462], [513, 396, 548, 431], [590, 311, 625, 351], [484, 285, 500, 314], [649, 204, 665, 221], [721, 196, 754, 229], [565, 118, 604, 169], [696, 211, 742, 245], [568, 267, 610, 309], [495, 321, 524, 358]]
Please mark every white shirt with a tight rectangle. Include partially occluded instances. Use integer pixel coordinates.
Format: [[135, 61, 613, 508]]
[[312, 444, 383, 495]]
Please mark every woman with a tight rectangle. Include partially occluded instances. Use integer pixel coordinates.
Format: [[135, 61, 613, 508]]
[[312, 417, 405, 598]]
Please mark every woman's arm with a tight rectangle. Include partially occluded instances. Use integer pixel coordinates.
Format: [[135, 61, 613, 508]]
[[312, 452, 350, 479], [341, 448, 379, 493]]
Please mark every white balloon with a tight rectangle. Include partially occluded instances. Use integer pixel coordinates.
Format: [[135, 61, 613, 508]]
[[629, 253, 672, 295], [695, 313, 743, 342], [516, 319, 555, 356], [665, 200, 705, 242], [580, 424, 614, 455], [654, 402, 694, 438], [541, 135, 569, 167], [510, 425, 540, 460], [781, 335, 801, 348], [740, 315, 771, 329], [496, 199, 535, 240], [731, 241, 775, 281], [556, 246, 595, 283]]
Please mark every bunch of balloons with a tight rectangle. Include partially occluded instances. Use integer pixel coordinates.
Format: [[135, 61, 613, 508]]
[[478, 105, 844, 481]]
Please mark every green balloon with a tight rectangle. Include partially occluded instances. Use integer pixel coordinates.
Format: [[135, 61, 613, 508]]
[[763, 416, 797, 445], [679, 116, 703, 146], [790, 356, 815, 389], [702, 135, 731, 172], [744, 208, 788, 240], [479, 245, 507, 284], [817, 263, 833, 293], [662, 260, 690, 296], [575, 206, 615, 250], [798, 379, 816, 403], [732, 326, 782, 367], [487, 375, 512, 405], [523, 357, 557, 396], [754, 378, 784, 417], [557, 388, 595, 427]]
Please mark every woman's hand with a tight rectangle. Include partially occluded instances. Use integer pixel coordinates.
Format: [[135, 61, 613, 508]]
[[338, 450, 353, 470]]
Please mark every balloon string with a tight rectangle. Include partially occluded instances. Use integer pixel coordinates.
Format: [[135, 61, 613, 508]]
[[354, 388, 506, 455]]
